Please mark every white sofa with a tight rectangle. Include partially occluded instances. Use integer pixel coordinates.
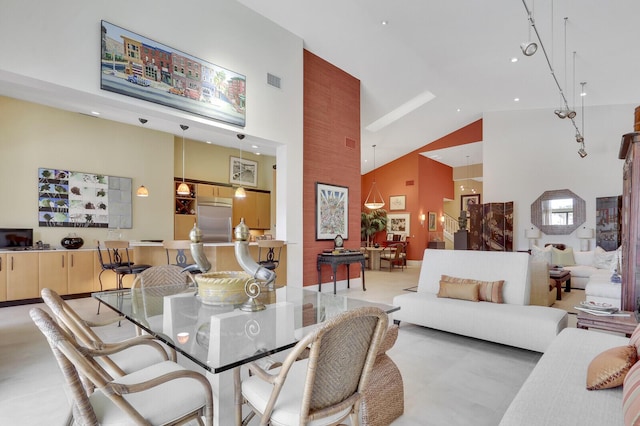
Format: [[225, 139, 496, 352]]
[[392, 249, 568, 353], [500, 327, 628, 425], [568, 249, 622, 309]]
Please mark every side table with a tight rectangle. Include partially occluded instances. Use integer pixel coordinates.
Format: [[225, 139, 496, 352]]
[[577, 310, 638, 337], [549, 270, 571, 300]]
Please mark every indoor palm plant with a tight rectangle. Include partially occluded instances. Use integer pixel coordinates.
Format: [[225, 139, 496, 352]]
[[361, 209, 388, 247]]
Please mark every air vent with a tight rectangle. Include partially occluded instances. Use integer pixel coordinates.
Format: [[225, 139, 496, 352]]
[[406, 180, 415, 186], [345, 138, 356, 149], [267, 73, 281, 89]]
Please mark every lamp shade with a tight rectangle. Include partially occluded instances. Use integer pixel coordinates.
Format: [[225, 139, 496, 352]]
[[136, 185, 149, 197], [576, 227, 594, 239], [525, 228, 541, 239]]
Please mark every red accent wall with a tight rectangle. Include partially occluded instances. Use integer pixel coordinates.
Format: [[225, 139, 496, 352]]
[[303, 50, 362, 287], [361, 120, 482, 260]]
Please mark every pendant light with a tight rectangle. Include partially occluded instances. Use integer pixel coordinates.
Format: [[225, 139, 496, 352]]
[[235, 133, 247, 198], [364, 144, 385, 210], [176, 124, 190, 196], [136, 185, 149, 197], [520, 0, 538, 56]]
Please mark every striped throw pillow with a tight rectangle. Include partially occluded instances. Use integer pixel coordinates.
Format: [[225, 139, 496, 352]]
[[623, 359, 640, 425], [441, 275, 505, 303]]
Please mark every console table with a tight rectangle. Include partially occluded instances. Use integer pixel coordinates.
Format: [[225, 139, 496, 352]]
[[317, 252, 366, 294]]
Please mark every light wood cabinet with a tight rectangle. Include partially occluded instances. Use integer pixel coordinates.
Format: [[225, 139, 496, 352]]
[[197, 183, 234, 198], [175, 214, 197, 240], [39, 252, 68, 295], [67, 251, 94, 294], [0, 253, 6, 301], [7, 252, 39, 300], [233, 190, 271, 230]]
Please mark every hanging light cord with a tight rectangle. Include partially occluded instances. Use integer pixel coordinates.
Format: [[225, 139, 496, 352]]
[[521, 0, 583, 142]]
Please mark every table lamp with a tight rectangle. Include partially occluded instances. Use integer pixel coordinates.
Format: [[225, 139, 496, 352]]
[[525, 227, 541, 250], [576, 227, 594, 251]]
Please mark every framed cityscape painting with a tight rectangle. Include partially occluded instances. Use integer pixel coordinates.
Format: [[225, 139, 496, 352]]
[[100, 20, 246, 127], [316, 183, 348, 240]]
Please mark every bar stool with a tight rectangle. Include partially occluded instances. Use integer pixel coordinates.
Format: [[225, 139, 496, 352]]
[[103, 240, 151, 290], [257, 239, 284, 271], [163, 240, 200, 273]]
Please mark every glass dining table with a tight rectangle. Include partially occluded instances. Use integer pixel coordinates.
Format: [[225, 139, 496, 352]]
[[93, 286, 399, 426]]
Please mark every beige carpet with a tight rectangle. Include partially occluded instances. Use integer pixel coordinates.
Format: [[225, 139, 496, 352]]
[[551, 288, 586, 314]]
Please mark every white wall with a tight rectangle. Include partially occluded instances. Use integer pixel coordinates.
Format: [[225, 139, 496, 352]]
[[0, 0, 305, 284], [484, 104, 634, 251]]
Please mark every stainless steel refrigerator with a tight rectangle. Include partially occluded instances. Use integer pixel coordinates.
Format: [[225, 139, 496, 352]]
[[196, 197, 233, 242]]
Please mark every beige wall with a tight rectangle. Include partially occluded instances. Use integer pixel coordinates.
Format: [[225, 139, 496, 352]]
[[174, 138, 275, 191]]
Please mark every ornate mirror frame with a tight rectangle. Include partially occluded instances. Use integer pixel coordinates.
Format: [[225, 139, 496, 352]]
[[531, 189, 586, 235]]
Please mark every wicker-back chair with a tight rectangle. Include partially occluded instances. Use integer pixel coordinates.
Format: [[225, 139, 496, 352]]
[[163, 239, 201, 272], [131, 265, 195, 334], [241, 306, 388, 426], [30, 307, 213, 426], [41, 288, 175, 378]]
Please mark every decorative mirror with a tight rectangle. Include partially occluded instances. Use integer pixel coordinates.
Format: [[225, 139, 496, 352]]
[[531, 189, 586, 235]]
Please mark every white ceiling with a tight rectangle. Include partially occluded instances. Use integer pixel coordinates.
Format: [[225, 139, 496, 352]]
[[237, 0, 640, 171], [2, 1, 639, 173]]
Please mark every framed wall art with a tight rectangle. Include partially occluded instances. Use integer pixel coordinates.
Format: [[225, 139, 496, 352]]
[[316, 183, 348, 240], [229, 156, 258, 187], [38, 168, 132, 228], [100, 20, 246, 127], [428, 212, 437, 231], [461, 193, 481, 214], [387, 213, 410, 236], [389, 195, 406, 211]]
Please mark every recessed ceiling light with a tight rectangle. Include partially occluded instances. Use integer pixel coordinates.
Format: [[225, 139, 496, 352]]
[[381, 20, 388, 26], [206, 141, 213, 144], [511, 57, 518, 63], [90, 111, 100, 116], [251, 144, 258, 149], [514, 97, 520, 102], [456, 108, 461, 112], [255, 152, 261, 156]]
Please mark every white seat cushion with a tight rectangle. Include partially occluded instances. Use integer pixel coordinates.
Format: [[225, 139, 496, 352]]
[[90, 361, 206, 425], [242, 359, 352, 426]]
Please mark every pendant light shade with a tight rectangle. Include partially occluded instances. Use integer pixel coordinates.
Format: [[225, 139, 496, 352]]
[[364, 144, 385, 210], [235, 133, 246, 198], [136, 185, 149, 197], [177, 124, 190, 196], [235, 186, 247, 198]]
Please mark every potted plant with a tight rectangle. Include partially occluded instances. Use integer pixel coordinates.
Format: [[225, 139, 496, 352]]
[[361, 209, 388, 247]]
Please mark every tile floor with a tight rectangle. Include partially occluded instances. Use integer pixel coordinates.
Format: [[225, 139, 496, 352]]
[[0, 265, 570, 425]]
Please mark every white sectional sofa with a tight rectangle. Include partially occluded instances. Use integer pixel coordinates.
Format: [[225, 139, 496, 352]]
[[500, 327, 628, 425], [392, 249, 568, 353]]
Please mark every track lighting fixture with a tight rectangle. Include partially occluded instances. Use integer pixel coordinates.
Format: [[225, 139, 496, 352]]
[[578, 147, 587, 158], [520, 0, 537, 56]]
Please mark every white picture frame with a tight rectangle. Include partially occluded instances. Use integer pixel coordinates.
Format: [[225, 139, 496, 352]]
[[387, 213, 410, 236], [229, 156, 258, 187]]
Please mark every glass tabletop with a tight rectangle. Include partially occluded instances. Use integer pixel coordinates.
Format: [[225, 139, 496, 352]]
[[92, 287, 398, 374]]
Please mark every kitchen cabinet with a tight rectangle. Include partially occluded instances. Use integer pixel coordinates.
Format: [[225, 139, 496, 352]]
[[39, 252, 68, 295], [67, 250, 94, 294], [6, 252, 39, 300], [175, 181, 197, 239], [175, 214, 197, 240], [0, 253, 6, 301], [197, 183, 234, 199], [233, 190, 271, 230]]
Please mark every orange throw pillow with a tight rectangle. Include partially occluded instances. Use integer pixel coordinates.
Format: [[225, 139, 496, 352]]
[[437, 281, 480, 302], [587, 345, 637, 390], [441, 275, 505, 303]]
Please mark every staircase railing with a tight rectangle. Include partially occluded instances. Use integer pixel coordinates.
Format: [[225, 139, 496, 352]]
[[442, 213, 459, 242]]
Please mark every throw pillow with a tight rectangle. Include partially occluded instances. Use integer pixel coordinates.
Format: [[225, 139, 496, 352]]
[[623, 359, 640, 425], [594, 246, 616, 270], [437, 281, 480, 302], [531, 245, 552, 264], [630, 324, 640, 357], [552, 247, 576, 266], [587, 345, 637, 390], [441, 275, 505, 303]]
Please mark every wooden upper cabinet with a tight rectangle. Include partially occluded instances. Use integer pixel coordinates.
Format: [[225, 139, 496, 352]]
[[197, 183, 234, 199]]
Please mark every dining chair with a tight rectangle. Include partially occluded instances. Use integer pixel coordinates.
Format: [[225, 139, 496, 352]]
[[130, 265, 196, 335], [256, 239, 284, 271], [30, 307, 213, 426], [241, 306, 388, 426], [41, 288, 176, 378], [380, 243, 406, 271]]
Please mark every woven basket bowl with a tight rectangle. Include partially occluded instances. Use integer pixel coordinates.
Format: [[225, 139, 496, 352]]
[[195, 271, 252, 305]]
